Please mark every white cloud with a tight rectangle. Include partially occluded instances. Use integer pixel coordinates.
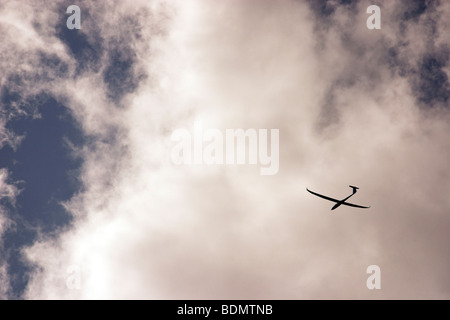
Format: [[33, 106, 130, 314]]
[[0, 0, 448, 299], [0, 168, 19, 299]]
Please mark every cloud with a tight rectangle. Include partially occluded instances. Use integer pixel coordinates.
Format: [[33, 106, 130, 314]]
[[0, 168, 20, 299], [0, 0, 449, 299]]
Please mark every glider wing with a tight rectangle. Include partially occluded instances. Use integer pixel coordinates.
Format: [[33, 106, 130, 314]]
[[306, 188, 340, 203], [340, 202, 370, 209]]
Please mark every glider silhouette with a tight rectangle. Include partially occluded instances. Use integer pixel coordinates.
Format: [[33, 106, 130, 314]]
[[306, 185, 370, 210]]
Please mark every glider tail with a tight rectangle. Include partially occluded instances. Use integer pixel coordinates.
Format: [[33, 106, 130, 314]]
[[349, 185, 359, 194]]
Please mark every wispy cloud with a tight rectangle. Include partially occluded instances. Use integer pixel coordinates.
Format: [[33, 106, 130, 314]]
[[0, 168, 19, 299], [0, 0, 449, 299]]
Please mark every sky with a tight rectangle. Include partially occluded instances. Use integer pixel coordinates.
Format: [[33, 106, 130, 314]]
[[0, 0, 449, 299]]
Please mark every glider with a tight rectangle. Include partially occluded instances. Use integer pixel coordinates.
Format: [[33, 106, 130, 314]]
[[306, 185, 370, 210]]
